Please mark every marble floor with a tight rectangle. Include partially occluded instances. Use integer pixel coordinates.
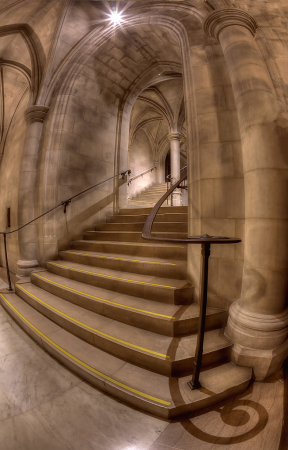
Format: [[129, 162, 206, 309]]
[[0, 295, 283, 450]]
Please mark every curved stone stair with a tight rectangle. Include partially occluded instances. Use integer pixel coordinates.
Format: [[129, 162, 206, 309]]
[[0, 205, 252, 418], [129, 183, 169, 207]]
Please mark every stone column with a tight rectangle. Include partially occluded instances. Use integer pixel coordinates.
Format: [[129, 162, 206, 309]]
[[204, 9, 288, 379], [168, 132, 181, 206], [17, 105, 49, 277]]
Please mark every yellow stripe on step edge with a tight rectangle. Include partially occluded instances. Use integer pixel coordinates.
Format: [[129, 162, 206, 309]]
[[85, 241, 186, 248], [17, 285, 170, 359], [65, 251, 176, 266], [33, 273, 175, 319], [49, 262, 176, 289], [0, 294, 171, 406]]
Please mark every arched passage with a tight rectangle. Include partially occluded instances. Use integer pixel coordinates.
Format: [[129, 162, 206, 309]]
[[36, 10, 198, 265]]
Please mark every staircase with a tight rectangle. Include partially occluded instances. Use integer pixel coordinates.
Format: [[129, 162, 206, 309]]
[[129, 183, 168, 207], [0, 205, 252, 419]]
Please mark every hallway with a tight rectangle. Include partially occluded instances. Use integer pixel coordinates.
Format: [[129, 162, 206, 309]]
[[0, 287, 282, 450]]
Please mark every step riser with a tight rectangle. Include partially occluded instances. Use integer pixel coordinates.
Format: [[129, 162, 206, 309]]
[[47, 262, 194, 304], [72, 241, 187, 260], [175, 311, 228, 336], [132, 194, 166, 198], [59, 252, 187, 280], [129, 203, 161, 207], [135, 191, 167, 195], [119, 206, 188, 215], [95, 223, 188, 232], [84, 231, 188, 243], [106, 214, 188, 223], [134, 194, 166, 198]]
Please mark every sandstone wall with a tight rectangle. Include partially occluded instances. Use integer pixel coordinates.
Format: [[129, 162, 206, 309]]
[[0, 90, 29, 273], [128, 129, 156, 200]]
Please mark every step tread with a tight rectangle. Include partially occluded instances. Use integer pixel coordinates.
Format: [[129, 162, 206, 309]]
[[120, 206, 188, 215], [99, 221, 187, 225], [73, 239, 188, 259], [30, 270, 224, 323], [94, 223, 188, 232], [74, 239, 187, 249], [16, 282, 231, 364], [0, 292, 252, 418], [84, 231, 188, 241], [85, 230, 187, 235], [106, 213, 188, 223], [46, 260, 190, 290], [60, 249, 187, 267]]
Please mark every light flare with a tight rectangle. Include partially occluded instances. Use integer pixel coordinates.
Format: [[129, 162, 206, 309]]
[[110, 9, 122, 24]]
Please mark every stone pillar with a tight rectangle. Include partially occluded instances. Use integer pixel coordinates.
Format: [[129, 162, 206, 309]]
[[17, 105, 49, 277], [168, 132, 181, 206], [204, 9, 288, 379]]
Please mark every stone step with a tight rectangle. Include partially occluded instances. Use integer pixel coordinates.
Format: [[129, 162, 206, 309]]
[[46, 260, 193, 304], [15, 282, 231, 376], [95, 222, 188, 232], [128, 198, 160, 202], [131, 191, 164, 195], [59, 249, 187, 279], [0, 292, 252, 419], [119, 206, 188, 215], [135, 189, 167, 194], [133, 192, 167, 198], [84, 231, 188, 243], [30, 270, 227, 336], [72, 240, 187, 260], [106, 213, 188, 223], [128, 202, 162, 207]]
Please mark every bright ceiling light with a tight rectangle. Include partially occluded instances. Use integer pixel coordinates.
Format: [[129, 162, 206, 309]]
[[110, 10, 122, 24]]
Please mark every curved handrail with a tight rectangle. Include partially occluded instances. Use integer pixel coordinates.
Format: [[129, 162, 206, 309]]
[[142, 170, 240, 244], [1, 169, 131, 291], [127, 166, 157, 185], [142, 168, 242, 391]]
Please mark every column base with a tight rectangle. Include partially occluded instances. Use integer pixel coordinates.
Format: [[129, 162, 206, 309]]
[[17, 259, 38, 278], [228, 340, 288, 381], [225, 300, 288, 380]]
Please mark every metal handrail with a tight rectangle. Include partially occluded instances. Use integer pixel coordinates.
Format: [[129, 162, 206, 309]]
[[142, 170, 241, 390], [166, 165, 187, 181], [127, 166, 157, 185], [1, 169, 131, 292]]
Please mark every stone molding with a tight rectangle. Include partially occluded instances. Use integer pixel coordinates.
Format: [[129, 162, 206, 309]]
[[226, 299, 288, 350], [203, 8, 258, 42], [168, 132, 181, 142], [16, 259, 38, 278], [25, 105, 49, 125], [225, 299, 288, 379]]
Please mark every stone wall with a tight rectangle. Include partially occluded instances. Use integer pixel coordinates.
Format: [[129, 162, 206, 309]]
[[128, 129, 156, 200], [0, 90, 29, 273], [35, 60, 125, 264], [187, 40, 244, 309]]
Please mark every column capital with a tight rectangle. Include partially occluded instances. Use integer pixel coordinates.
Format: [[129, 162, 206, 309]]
[[168, 132, 181, 142], [25, 105, 49, 125], [203, 8, 258, 42]]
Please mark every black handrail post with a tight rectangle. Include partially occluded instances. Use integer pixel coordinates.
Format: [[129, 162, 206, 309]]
[[187, 242, 210, 390], [3, 233, 13, 291]]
